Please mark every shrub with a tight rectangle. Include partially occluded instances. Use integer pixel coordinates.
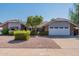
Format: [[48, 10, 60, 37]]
[[39, 31, 48, 36], [14, 30, 31, 40], [2, 28, 9, 35], [9, 30, 14, 35], [30, 30, 38, 35]]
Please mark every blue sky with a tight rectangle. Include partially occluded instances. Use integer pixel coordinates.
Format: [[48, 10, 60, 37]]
[[0, 3, 74, 22]]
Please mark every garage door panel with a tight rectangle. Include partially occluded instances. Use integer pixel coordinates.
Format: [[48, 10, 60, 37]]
[[49, 28, 70, 35]]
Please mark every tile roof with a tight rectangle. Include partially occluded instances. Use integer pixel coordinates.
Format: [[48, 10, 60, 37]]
[[44, 18, 78, 27]]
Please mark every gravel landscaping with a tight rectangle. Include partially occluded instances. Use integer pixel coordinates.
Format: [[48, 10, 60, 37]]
[[0, 36, 61, 48], [0, 36, 79, 55]]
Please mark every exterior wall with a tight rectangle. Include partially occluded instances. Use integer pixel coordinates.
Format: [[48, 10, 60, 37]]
[[48, 21, 70, 35], [8, 22, 21, 30], [21, 24, 26, 30], [43, 26, 48, 31], [0, 27, 3, 34], [78, 30, 79, 35], [70, 24, 75, 36], [2, 23, 8, 29]]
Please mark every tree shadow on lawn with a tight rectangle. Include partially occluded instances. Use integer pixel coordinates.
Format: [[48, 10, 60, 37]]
[[8, 39, 26, 44]]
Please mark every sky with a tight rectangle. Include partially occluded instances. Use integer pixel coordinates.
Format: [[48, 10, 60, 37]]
[[0, 3, 74, 23]]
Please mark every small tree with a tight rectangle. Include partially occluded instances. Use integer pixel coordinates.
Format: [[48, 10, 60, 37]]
[[33, 16, 43, 31], [26, 16, 43, 35], [26, 16, 34, 28]]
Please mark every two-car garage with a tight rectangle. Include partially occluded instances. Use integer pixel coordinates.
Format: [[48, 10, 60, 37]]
[[48, 20, 71, 36], [48, 26, 70, 36]]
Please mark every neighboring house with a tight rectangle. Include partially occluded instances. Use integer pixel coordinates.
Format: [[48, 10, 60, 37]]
[[0, 22, 3, 34], [41, 18, 79, 36], [0, 19, 26, 31]]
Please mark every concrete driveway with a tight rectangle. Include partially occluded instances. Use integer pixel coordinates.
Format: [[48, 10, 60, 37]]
[[53, 37, 79, 49], [0, 36, 79, 56]]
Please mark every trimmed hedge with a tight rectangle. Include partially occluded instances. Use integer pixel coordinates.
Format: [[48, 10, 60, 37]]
[[30, 30, 38, 35], [31, 30, 37, 35], [14, 30, 31, 40], [39, 31, 48, 36]]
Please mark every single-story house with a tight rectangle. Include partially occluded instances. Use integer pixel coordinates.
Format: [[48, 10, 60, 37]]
[[0, 19, 26, 31], [40, 18, 79, 36], [0, 18, 79, 36]]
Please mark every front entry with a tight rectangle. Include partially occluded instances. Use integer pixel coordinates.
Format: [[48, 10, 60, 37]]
[[74, 29, 78, 36]]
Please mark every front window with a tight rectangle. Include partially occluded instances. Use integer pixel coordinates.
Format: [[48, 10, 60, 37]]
[[59, 27, 63, 29], [54, 27, 58, 29], [50, 27, 53, 29], [65, 27, 68, 29], [10, 26, 19, 30]]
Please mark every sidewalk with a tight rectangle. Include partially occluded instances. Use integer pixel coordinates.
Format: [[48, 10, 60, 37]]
[[0, 48, 79, 56]]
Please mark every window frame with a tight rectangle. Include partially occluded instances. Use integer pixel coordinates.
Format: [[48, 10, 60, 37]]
[[54, 27, 58, 29]]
